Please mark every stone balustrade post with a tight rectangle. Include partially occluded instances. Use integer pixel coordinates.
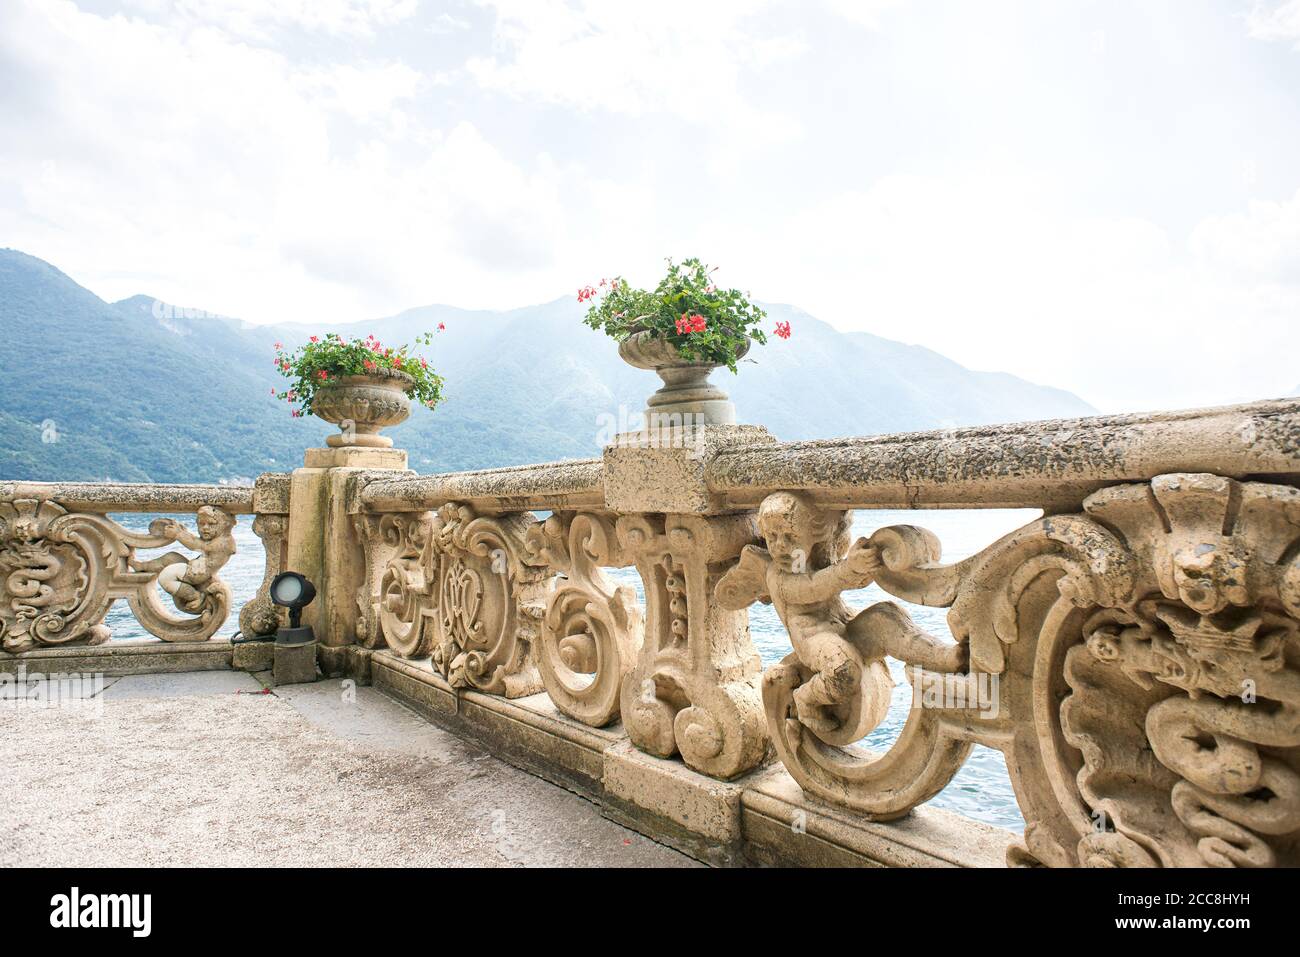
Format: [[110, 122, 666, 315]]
[[603, 422, 778, 779], [286, 444, 411, 679]]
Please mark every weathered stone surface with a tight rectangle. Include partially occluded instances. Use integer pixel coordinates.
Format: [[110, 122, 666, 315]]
[[9, 395, 1300, 869], [0, 638, 235, 676], [368, 649, 1005, 866], [251, 472, 291, 514], [238, 514, 287, 638], [232, 638, 274, 672], [102, 670, 265, 699], [603, 424, 773, 514], [372, 651, 618, 794], [603, 740, 744, 845], [285, 464, 408, 654], [273, 640, 319, 685], [741, 766, 1009, 868], [303, 447, 409, 470], [0, 481, 255, 513], [2, 676, 693, 867], [360, 458, 604, 513], [706, 399, 1300, 511]]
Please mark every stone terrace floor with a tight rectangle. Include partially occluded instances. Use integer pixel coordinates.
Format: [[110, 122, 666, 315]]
[[0, 672, 695, 867]]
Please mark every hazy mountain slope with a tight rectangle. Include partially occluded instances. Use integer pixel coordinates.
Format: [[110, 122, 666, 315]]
[[0, 249, 317, 481], [1, 249, 1096, 482]]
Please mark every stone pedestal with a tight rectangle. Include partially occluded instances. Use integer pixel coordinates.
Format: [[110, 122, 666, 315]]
[[273, 640, 319, 685], [286, 447, 410, 678]]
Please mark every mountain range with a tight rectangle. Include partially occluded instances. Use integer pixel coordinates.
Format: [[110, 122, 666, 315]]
[[0, 248, 1096, 483]]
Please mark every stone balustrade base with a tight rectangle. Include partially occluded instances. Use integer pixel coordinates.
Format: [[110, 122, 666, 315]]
[[370, 650, 1012, 868], [0, 638, 236, 677]]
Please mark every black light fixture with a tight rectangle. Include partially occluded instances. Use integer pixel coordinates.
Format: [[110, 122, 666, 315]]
[[270, 571, 317, 646]]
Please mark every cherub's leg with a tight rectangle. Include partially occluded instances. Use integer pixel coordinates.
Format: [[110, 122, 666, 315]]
[[129, 551, 188, 575], [792, 631, 860, 734], [850, 601, 966, 672]]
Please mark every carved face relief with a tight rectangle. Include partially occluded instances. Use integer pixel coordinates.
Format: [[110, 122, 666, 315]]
[[1018, 475, 1300, 868]]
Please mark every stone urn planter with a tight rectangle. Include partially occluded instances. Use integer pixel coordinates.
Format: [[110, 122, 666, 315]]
[[618, 330, 749, 427], [310, 369, 413, 448]]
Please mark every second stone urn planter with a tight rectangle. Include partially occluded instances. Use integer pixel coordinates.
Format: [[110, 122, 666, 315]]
[[618, 330, 749, 427], [310, 370, 413, 448]]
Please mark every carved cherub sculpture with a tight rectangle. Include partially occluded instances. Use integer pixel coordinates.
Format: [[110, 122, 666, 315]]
[[130, 506, 236, 615], [717, 491, 965, 737]]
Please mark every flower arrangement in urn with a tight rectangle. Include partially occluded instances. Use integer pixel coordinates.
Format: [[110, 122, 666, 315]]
[[579, 257, 789, 426], [272, 331, 445, 448]]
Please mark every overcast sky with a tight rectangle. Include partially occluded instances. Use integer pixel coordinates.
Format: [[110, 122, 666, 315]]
[[2, 0, 1299, 412]]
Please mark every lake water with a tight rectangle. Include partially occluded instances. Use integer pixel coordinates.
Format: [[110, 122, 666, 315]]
[[107, 508, 1033, 832]]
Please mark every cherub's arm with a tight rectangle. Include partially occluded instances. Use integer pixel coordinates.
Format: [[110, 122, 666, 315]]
[[715, 545, 773, 609], [780, 540, 881, 603], [167, 522, 204, 551]]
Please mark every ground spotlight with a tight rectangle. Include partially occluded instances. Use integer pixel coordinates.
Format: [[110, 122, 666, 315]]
[[270, 571, 316, 645]]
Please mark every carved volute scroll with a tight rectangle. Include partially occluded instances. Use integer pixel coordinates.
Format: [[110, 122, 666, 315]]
[[715, 491, 977, 819], [525, 511, 642, 727], [989, 473, 1300, 868], [354, 511, 428, 650], [617, 512, 767, 779], [375, 502, 546, 698], [0, 498, 236, 651], [239, 514, 288, 637], [376, 510, 437, 657], [801, 473, 1300, 867]]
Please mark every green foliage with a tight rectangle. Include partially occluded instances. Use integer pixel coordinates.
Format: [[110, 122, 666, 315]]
[[580, 257, 768, 372], [272, 332, 445, 417]]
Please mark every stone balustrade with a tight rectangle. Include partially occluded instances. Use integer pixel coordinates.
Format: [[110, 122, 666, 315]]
[[0, 474, 289, 650], [3, 399, 1298, 867]]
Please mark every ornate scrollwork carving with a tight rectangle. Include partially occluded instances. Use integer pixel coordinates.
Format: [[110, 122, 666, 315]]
[[716, 491, 974, 818], [525, 511, 641, 727], [353, 511, 418, 650], [239, 514, 287, 637], [0, 499, 236, 651], [376, 511, 437, 657], [374, 503, 546, 698], [842, 472, 1300, 868], [617, 512, 766, 779], [1034, 474, 1300, 868], [727, 476, 1300, 864]]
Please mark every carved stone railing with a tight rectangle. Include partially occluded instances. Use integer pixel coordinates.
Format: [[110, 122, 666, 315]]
[[5, 398, 1297, 868], [346, 399, 1300, 867], [0, 475, 289, 651]]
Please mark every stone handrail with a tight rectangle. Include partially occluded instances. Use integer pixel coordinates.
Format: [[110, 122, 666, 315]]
[[706, 399, 1300, 509], [0, 474, 290, 649]]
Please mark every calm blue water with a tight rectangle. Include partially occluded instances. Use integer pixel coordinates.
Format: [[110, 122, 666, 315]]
[[107, 508, 1031, 832]]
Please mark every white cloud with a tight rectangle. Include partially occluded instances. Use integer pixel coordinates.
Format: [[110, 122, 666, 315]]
[[1191, 188, 1300, 280], [0, 0, 603, 320], [1247, 0, 1300, 48], [465, 0, 804, 141], [3, 0, 1300, 415], [124, 0, 419, 41], [688, 173, 1300, 411], [824, 0, 908, 30]]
